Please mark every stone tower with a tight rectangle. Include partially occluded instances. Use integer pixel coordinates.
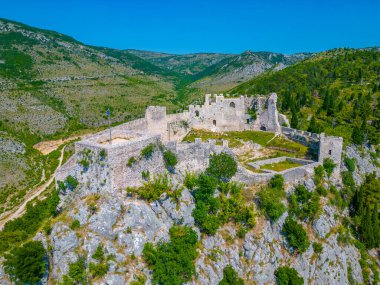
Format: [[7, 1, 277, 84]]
[[318, 133, 343, 169]]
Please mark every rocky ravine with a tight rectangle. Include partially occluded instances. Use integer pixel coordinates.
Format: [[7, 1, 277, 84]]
[[1, 145, 378, 285]]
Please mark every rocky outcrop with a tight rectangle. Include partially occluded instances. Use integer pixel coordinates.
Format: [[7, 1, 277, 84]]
[[51, 223, 79, 281], [344, 145, 380, 185]]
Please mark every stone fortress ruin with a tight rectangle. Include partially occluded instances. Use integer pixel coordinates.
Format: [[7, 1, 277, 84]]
[[55, 93, 343, 192]]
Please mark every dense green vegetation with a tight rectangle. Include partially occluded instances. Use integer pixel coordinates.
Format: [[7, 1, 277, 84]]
[[219, 266, 244, 285], [89, 245, 109, 278], [274, 266, 304, 285], [62, 257, 87, 285], [143, 226, 198, 285], [282, 217, 310, 253], [257, 175, 286, 222], [0, 188, 59, 253], [232, 49, 380, 144], [129, 174, 171, 202], [206, 152, 237, 181], [288, 184, 321, 222], [188, 152, 254, 235], [4, 241, 47, 285], [141, 143, 155, 159], [163, 150, 178, 171], [351, 173, 380, 249]]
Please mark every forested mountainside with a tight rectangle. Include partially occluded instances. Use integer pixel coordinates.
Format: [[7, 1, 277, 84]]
[[232, 48, 380, 144]]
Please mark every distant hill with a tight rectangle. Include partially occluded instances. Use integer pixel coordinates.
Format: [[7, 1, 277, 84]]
[[127, 49, 234, 75], [188, 50, 313, 93]]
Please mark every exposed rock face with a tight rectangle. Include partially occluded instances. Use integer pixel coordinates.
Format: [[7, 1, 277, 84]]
[[51, 223, 79, 281], [344, 145, 380, 185], [313, 204, 338, 238]]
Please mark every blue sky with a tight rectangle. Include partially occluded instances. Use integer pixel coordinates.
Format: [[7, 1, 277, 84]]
[[1, 0, 380, 54]]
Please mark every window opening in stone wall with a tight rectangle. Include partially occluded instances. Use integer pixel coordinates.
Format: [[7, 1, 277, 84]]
[[229, 102, 235, 108], [195, 110, 199, 117], [213, 120, 216, 126], [329, 150, 332, 155]]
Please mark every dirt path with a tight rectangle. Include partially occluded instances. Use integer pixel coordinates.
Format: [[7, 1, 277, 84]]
[[33, 133, 90, 155], [0, 146, 66, 230]]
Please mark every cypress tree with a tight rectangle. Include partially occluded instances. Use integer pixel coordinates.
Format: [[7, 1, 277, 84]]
[[372, 204, 379, 247], [351, 124, 365, 145], [291, 108, 298, 129], [360, 206, 374, 248], [308, 116, 318, 133]]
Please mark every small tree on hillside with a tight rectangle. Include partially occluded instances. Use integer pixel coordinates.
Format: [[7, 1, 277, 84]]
[[206, 152, 237, 182], [219, 265, 244, 285], [274, 266, 304, 285], [4, 241, 47, 284]]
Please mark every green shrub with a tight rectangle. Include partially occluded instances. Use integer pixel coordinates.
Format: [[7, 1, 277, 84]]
[[191, 174, 220, 234], [282, 217, 310, 253], [142, 170, 150, 181], [99, 149, 107, 161], [92, 244, 105, 261], [78, 159, 90, 169], [184, 172, 198, 190], [141, 144, 155, 159], [4, 241, 47, 284], [219, 181, 243, 195], [206, 152, 237, 181], [63, 256, 87, 284], [70, 219, 80, 230], [57, 180, 66, 192], [314, 165, 324, 185], [344, 157, 356, 172], [257, 176, 286, 222], [219, 265, 244, 285], [269, 174, 284, 190], [313, 242, 323, 253], [274, 266, 304, 285], [329, 185, 343, 208], [136, 174, 170, 202], [219, 194, 255, 229], [127, 156, 136, 167], [143, 226, 198, 285], [130, 275, 147, 285], [89, 262, 109, 278], [163, 150, 177, 170], [316, 185, 328, 196], [247, 108, 257, 120], [323, 158, 336, 178], [288, 185, 321, 222], [65, 175, 78, 190], [192, 202, 221, 235], [342, 171, 355, 189]]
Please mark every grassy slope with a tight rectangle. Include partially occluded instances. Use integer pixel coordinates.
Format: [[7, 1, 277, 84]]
[[0, 18, 182, 208]]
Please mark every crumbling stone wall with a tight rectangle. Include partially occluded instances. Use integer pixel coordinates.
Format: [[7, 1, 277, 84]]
[[55, 92, 343, 192]]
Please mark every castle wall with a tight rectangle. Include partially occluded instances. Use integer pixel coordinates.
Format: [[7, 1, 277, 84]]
[[252, 93, 282, 132], [189, 94, 250, 132], [55, 92, 344, 193]]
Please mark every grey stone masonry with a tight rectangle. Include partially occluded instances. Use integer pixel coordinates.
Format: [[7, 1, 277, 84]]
[[55, 93, 343, 190]]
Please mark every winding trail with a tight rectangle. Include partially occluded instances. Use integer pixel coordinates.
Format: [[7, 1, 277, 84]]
[[0, 146, 66, 230]]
